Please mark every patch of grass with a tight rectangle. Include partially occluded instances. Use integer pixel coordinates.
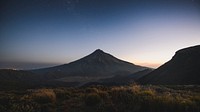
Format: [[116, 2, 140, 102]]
[[31, 89, 56, 104], [85, 93, 102, 106], [0, 85, 200, 112]]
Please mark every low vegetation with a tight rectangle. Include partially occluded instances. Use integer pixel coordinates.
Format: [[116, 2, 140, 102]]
[[0, 84, 200, 112]]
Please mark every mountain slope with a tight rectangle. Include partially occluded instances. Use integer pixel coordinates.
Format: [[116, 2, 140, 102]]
[[95, 69, 153, 85], [32, 49, 147, 79], [139, 45, 200, 85]]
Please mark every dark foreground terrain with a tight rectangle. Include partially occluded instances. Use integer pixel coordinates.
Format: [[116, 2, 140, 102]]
[[0, 84, 200, 112]]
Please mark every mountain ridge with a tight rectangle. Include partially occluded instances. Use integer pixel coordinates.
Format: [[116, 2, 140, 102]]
[[139, 45, 200, 85]]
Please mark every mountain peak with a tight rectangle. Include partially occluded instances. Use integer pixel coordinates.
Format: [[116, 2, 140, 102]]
[[77, 49, 125, 65], [89, 49, 107, 57], [93, 49, 104, 53]]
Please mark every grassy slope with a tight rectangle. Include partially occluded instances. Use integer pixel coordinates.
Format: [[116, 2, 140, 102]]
[[0, 84, 200, 112]]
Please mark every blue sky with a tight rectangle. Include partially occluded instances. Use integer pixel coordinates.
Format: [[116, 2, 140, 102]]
[[0, 0, 200, 69]]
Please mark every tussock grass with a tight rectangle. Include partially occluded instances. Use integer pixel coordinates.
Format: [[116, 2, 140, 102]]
[[0, 85, 200, 112]]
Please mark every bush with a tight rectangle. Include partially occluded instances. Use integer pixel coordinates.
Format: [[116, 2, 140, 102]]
[[139, 89, 155, 96], [85, 93, 102, 106], [85, 87, 99, 93], [54, 89, 71, 100], [10, 101, 40, 112], [31, 89, 56, 104]]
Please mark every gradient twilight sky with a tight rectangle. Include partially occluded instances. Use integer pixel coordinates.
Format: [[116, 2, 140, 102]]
[[0, 0, 200, 69]]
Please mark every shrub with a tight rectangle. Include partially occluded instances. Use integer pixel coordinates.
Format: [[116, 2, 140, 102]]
[[85, 93, 102, 106], [10, 101, 40, 112], [31, 89, 56, 104], [54, 89, 71, 100], [139, 89, 155, 96], [85, 87, 99, 93], [130, 84, 141, 93]]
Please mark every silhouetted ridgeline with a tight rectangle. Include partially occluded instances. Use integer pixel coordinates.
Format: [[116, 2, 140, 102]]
[[139, 45, 200, 85]]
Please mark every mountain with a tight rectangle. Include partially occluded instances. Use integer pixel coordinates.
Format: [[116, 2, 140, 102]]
[[0, 49, 148, 89], [139, 45, 200, 85], [32, 49, 147, 80]]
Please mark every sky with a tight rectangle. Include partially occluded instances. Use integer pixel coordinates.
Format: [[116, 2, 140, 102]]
[[0, 0, 200, 69]]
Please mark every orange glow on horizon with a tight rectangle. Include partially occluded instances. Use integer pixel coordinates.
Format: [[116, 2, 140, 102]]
[[134, 62, 162, 68], [118, 55, 167, 69]]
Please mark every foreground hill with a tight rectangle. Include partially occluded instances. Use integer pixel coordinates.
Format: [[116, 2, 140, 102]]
[[139, 45, 200, 85]]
